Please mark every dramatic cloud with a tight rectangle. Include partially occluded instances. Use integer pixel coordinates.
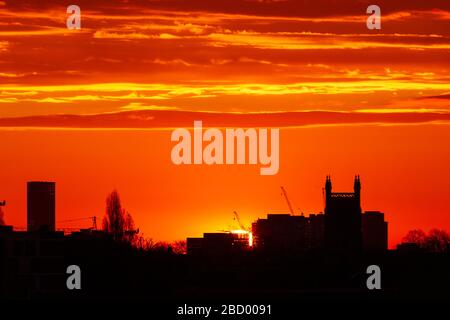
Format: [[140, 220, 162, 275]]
[[0, 0, 449, 117], [0, 109, 449, 128]]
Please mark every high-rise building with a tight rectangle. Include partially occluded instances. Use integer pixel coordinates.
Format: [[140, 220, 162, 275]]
[[27, 181, 55, 232], [362, 211, 388, 253], [324, 175, 362, 254], [252, 213, 324, 252], [186, 232, 250, 255]]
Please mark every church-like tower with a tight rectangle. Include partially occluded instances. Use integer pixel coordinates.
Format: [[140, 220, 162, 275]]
[[324, 175, 363, 255]]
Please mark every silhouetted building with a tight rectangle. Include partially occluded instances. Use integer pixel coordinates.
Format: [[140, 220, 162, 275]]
[[362, 211, 388, 253], [324, 175, 362, 255], [0, 226, 65, 297], [203, 233, 234, 255], [252, 213, 324, 252], [0, 225, 117, 298], [27, 182, 55, 232], [186, 237, 203, 255], [187, 232, 250, 255], [308, 213, 325, 250]]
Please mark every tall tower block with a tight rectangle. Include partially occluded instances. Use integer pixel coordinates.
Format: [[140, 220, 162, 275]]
[[324, 176, 362, 255], [27, 181, 56, 232]]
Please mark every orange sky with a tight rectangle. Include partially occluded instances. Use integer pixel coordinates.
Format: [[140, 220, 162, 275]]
[[0, 0, 449, 247]]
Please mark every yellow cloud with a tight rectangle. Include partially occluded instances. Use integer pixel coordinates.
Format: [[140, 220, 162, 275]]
[[120, 102, 179, 111], [0, 41, 8, 52], [0, 72, 22, 78], [1, 81, 450, 98], [93, 30, 151, 39]]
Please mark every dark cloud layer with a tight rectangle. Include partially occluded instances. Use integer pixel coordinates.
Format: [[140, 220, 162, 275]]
[[0, 109, 449, 128], [4, 0, 450, 17]]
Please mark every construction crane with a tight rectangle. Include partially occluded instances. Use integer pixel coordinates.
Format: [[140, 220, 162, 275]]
[[57, 216, 97, 230], [280, 186, 295, 215], [233, 211, 249, 231]]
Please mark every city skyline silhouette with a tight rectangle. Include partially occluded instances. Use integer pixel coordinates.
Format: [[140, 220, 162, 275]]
[[1, 175, 448, 300]]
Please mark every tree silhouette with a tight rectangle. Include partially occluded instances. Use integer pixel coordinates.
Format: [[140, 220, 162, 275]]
[[124, 211, 135, 231], [171, 240, 187, 254], [402, 228, 449, 253], [424, 229, 450, 253], [102, 190, 136, 241], [402, 229, 426, 246]]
